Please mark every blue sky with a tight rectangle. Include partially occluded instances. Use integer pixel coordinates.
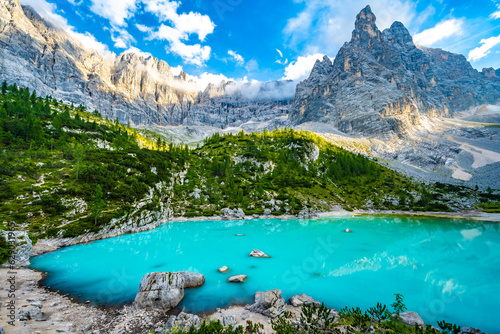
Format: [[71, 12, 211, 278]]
[[22, 0, 500, 87]]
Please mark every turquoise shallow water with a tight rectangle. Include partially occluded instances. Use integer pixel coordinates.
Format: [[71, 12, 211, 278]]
[[30, 216, 500, 333]]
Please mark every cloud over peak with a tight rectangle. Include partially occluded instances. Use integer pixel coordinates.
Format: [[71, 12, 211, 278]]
[[413, 18, 464, 47]]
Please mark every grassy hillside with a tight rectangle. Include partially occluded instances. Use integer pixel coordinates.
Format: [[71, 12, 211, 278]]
[[0, 83, 498, 243]]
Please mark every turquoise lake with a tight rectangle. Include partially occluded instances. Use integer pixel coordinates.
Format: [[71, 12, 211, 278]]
[[29, 216, 500, 333]]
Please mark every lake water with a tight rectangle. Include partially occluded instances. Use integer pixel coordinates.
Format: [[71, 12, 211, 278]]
[[29, 215, 500, 333]]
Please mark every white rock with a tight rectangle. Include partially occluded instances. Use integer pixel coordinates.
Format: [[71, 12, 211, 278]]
[[227, 275, 247, 283], [249, 249, 270, 258]]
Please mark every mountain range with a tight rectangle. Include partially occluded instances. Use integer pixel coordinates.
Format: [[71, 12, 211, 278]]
[[0, 0, 499, 137]]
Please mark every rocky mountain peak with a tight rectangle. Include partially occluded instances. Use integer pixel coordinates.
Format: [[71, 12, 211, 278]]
[[482, 67, 498, 80], [310, 55, 333, 76], [290, 6, 500, 137], [352, 5, 382, 47], [385, 21, 413, 47]]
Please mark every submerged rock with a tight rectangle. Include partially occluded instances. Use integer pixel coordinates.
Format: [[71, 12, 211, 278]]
[[393, 311, 425, 327], [164, 312, 201, 333], [178, 271, 205, 288], [249, 249, 270, 258], [227, 275, 247, 283], [246, 289, 287, 318], [289, 294, 320, 307], [134, 272, 184, 310]]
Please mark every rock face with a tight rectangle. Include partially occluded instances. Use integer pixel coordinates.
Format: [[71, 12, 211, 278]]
[[289, 294, 320, 307], [290, 6, 500, 137], [134, 272, 184, 310], [0, 0, 291, 128], [246, 289, 287, 318], [178, 271, 205, 289], [1, 230, 32, 267]]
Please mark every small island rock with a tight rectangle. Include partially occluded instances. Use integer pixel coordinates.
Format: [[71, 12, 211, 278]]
[[227, 275, 247, 283], [249, 249, 270, 258], [178, 271, 205, 288], [218, 266, 229, 273], [134, 272, 184, 310]]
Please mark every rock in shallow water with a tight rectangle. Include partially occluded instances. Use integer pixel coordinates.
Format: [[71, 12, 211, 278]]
[[218, 266, 229, 273], [134, 272, 184, 310], [246, 289, 287, 318], [249, 249, 270, 258], [227, 275, 247, 283], [178, 271, 205, 288]]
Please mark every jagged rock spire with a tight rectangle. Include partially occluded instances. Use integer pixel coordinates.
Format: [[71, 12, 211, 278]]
[[351, 5, 382, 47]]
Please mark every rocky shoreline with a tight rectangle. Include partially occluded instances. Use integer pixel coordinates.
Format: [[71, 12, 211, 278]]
[[0, 268, 487, 334]]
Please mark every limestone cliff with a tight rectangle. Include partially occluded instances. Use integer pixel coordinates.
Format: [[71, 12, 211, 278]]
[[290, 6, 500, 137], [0, 0, 290, 128]]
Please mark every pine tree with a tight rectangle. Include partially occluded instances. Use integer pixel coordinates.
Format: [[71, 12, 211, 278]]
[[74, 143, 85, 179], [91, 185, 105, 225], [1, 81, 7, 95]]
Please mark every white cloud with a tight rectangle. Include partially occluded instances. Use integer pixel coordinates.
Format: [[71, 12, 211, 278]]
[[170, 65, 183, 76], [170, 42, 211, 66], [66, 0, 83, 5], [135, 23, 150, 32], [413, 19, 464, 47], [88, 0, 137, 27], [467, 34, 500, 62], [491, 11, 500, 19], [275, 48, 288, 65], [20, 0, 110, 55], [138, 1, 215, 66], [283, 54, 326, 81], [144, 24, 211, 66], [142, 0, 215, 41], [284, 0, 419, 55], [228, 50, 244, 64], [123, 46, 152, 58], [187, 72, 230, 90], [109, 27, 136, 49]]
